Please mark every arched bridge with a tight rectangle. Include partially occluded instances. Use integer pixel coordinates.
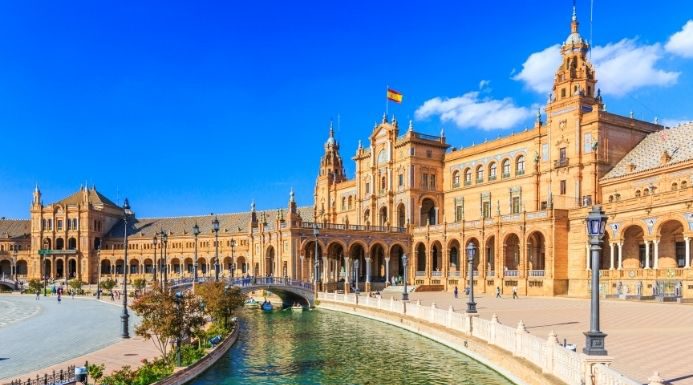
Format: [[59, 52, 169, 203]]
[[169, 277, 315, 308], [0, 277, 19, 290]]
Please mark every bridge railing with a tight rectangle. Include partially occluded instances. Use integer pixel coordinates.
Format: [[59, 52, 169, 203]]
[[169, 277, 213, 287], [228, 276, 313, 291]]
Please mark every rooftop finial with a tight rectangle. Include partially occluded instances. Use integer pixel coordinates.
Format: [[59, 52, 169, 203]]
[[440, 127, 445, 137], [572, 0, 577, 21], [289, 188, 295, 203], [251, 200, 256, 212], [329, 120, 334, 137], [408, 120, 414, 132], [382, 112, 388, 123], [357, 139, 362, 150], [536, 108, 543, 125]]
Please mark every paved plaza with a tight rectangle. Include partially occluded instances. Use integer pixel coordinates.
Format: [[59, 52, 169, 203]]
[[0, 294, 145, 381], [380, 290, 693, 385]]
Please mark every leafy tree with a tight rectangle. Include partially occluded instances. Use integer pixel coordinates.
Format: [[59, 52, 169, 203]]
[[100, 278, 116, 292], [196, 281, 246, 328], [87, 363, 104, 383], [27, 279, 43, 294], [133, 278, 147, 291], [68, 279, 84, 292], [131, 287, 205, 362]]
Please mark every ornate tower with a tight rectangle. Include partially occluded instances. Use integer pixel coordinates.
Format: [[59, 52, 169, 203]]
[[314, 122, 346, 222]]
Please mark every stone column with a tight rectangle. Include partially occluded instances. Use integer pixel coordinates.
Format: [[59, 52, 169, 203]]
[[617, 242, 623, 270], [645, 240, 651, 269], [653, 239, 660, 269], [609, 243, 615, 270], [299, 256, 304, 281], [365, 257, 372, 292], [685, 237, 690, 268], [343, 257, 351, 293], [384, 257, 390, 286], [322, 257, 328, 285]]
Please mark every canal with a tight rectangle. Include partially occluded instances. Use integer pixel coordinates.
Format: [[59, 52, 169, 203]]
[[187, 308, 514, 385]]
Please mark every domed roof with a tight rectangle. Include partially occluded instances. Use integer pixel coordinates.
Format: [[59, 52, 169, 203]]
[[565, 32, 586, 46]]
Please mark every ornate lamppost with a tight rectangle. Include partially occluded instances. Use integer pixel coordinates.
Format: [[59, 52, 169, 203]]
[[212, 217, 220, 282], [96, 246, 102, 300], [466, 243, 477, 314], [161, 230, 168, 289], [121, 198, 133, 339], [230, 239, 236, 279], [174, 291, 183, 367], [192, 223, 200, 291], [354, 258, 360, 294], [152, 235, 158, 286], [402, 254, 409, 301], [584, 205, 608, 355]]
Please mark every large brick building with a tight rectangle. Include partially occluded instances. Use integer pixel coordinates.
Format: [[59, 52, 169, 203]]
[[1, 8, 692, 298]]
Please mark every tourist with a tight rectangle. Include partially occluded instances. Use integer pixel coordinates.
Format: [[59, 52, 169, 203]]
[[57, 292, 61, 304], [110, 291, 114, 301], [512, 286, 518, 299], [464, 286, 470, 296], [495, 286, 501, 298], [454, 286, 458, 298], [35, 290, 40, 300]]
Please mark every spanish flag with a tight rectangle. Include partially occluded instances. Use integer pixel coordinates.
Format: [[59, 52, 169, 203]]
[[387, 88, 403, 104]]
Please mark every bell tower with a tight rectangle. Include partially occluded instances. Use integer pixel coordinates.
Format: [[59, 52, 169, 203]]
[[314, 122, 346, 222]]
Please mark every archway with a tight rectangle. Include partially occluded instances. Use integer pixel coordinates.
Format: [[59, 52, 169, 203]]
[[448, 240, 460, 273], [236, 256, 247, 275], [622, 225, 644, 269], [465, 238, 480, 272], [129, 258, 139, 274], [266, 246, 276, 277], [503, 234, 520, 273], [397, 203, 406, 228], [184, 257, 193, 274], [370, 243, 386, 282], [115, 259, 124, 275], [326, 242, 345, 284], [55, 238, 64, 250], [416, 243, 426, 274], [526, 232, 546, 275], [56, 259, 64, 279], [658, 220, 686, 268], [348, 243, 365, 284], [16, 261, 27, 277], [389, 244, 405, 281], [420, 198, 436, 226], [144, 258, 154, 274], [431, 241, 442, 274], [198, 257, 208, 276], [0, 260, 11, 278], [222, 257, 232, 277], [304, 241, 323, 282], [171, 258, 181, 275], [68, 259, 77, 279], [68, 237, 77, 250], [101, 259, 111, 275]]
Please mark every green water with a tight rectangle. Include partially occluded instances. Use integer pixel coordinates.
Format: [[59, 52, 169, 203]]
[[187, 308, 514, 385]]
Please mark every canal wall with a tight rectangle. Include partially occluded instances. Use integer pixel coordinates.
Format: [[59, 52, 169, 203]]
[[153, 323, 240, 385], [319, 294, 642, 385]]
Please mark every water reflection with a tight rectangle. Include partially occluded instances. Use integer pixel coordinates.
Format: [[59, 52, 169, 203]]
[[187, 309, 514, 385]]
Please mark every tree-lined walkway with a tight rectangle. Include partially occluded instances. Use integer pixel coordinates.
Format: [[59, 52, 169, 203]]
[[380, 290, 693, 385]]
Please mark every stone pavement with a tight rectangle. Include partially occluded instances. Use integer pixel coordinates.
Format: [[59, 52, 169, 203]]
[[0, 294, 158, 382], [381, 290, 693, 385]]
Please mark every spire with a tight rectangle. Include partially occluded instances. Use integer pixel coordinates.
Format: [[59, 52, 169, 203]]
[[392, 114, 397, 127], [440, 127, 445, 138], [251, 200, 256, 213], [408, 120, 414, 132], [572, 0, 577, 22], [381, 112, 388, 123], [535, 108, 543, 125], [570, 0, 580, 34], [289, 188, 295, 203]]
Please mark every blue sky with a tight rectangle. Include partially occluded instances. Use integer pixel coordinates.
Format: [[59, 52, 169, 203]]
[[2, 1, 693, 219]]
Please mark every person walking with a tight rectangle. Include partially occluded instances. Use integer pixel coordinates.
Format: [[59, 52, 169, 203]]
[[512, 286, 518, 299], [36, 290, 40, 300], [495, 286, 501, 298], [454, 286, 458, 299]]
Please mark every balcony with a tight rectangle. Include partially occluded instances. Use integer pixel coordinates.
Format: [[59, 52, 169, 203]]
[[415, 271, 426, 277], [529, 270, 545, 277], [554, 157, 569, 168], [504, 270, 519, 277]]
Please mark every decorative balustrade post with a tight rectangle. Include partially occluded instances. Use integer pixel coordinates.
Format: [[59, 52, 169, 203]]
[[430, 303, 436, 323], [648, 372, 665, 385], [543, 330, 560, 374], [514, 320, 528, 356], [490, 314, 499, 345], [447, 305, 453, 328]]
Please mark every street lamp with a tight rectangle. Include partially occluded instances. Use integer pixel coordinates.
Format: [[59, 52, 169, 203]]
[[161, 230, 168, 289], [174, 291, 184, 367], [192, 223, 200, 291], [466, 243, 477, 314], [152, 235, 158, 286], [313, 225, 320, 291], [96, 246, 102, 300], [230, 239, 236, 279], [12, 244, 17, 282], [122, 198, 133, 339], [584, 205, 608, 356], [354, 258, 360, 294], [402, 254, 409, 301], [212, 217, 220, 282]]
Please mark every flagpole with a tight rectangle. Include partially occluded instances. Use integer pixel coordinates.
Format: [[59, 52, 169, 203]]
[[385, 85, 389, 118]]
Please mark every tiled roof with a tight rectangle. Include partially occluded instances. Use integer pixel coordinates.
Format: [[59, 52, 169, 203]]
[[54, 188, 120, 208], [0, 219, 31, 239], [106, 206, 313, 239], [603, 122, 693, 179]]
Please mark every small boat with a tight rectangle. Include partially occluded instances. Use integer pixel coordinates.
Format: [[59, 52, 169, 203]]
[[261, 301, 274, 312], [245, 298, 260, 309]]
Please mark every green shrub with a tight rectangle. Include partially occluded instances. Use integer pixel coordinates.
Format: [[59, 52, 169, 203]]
[[27, 279, 43, 294], [179, 345, 205, 366]]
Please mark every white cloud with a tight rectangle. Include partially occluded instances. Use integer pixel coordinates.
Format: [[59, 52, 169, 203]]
[[665, 20, 693, 58], [479, 79, 491, 90], [592, 39, 679, 96], [512, 44, 561, 94], [661, 118, 692, 128], [513, 39, 679, 97], [415, 91, 531, 131]]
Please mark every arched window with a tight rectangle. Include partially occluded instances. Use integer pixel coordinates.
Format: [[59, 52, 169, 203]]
[[348, 196, 353, 210], [464, 168, 472, 185], [68, 237, 77, 250], [643, 188, 649, 196], [635, 190, 641, 198], [608, 195, 613, 203], [489, 162, 497, 180], [516, 155, 525, 175], [682, 181, 688, 189], [672, 183, 678, 191], [452, 171, 460, 188], [475, 166, 484, 183], [502, 159, 511, 178]]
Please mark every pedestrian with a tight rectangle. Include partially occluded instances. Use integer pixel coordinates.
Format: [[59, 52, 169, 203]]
[[512, 286, 518, 299], [495, 286, 501, 298], [71, 290, 75, 300], [36, 290, 40, 300], [57, 293, 61, 304], [454, 286, 458, 298], [110, 291, 114, 301]]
